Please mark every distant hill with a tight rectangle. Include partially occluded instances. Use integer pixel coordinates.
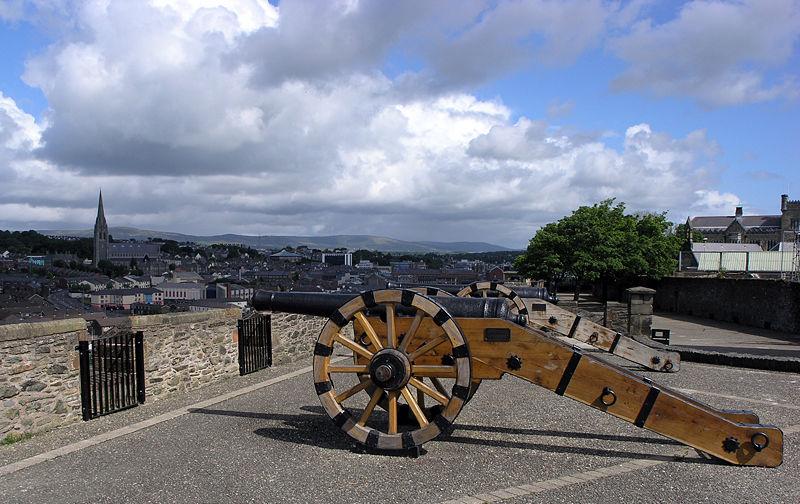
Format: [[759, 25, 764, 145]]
[[38, 227, 512, 253]]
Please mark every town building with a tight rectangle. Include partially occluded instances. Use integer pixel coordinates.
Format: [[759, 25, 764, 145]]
[[91, 288, 164, 310], [270, 250, 304, 262], [156, 282, 207, 301], [687, 194, 800, 251], [92, 191, 162, 266], [322, 252, 353, 266]]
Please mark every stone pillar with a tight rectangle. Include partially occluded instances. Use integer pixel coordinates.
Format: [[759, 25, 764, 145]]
[[627, 287, 656, 337]]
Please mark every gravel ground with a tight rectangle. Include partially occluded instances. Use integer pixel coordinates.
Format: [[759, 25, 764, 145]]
[[1, 355, 798, 504]]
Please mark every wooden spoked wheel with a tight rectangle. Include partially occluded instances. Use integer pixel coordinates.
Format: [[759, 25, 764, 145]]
[[457, 281, 529, 316], [313, 289, 472, 450], [409, 286, 455, 297]]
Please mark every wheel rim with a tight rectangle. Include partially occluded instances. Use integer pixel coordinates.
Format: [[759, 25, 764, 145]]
[[457, 281, 529, 316], [313, 289, 472, 450], [409, 286, 455, 297]]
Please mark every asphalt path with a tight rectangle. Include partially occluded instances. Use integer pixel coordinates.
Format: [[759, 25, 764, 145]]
[[1, 355, 799, 503]]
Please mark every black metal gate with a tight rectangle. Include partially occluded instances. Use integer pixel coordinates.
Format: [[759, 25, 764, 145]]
[[238, 314, 272, 375], [78, 330, 145, 421]]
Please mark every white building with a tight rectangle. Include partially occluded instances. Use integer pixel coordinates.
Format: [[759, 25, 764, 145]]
[[157, 282, 206, 300]]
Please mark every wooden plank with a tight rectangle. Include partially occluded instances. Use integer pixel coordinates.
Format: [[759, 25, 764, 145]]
[[456, 317, 783, 467], [388, 391, 398, 434], [328, 365, 369, 374], [334, 334, 373, 359], [411, 365, 457, 378], [401, 386, 429, 428], [409, 377, 448, 405], [526, 299, 680, 372], [358, 388, 383, 426], [354, 312, 384, 350]]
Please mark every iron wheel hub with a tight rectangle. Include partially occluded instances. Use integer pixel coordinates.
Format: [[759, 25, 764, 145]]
[[368, 349, 411, 391]]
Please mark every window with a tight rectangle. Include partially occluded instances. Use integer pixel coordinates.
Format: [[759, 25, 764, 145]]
[[792, 219, 800, 231]]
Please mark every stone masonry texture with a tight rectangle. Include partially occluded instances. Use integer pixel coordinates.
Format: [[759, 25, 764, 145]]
[[0, 309, 331, 439], [654, 277, 800, 337]]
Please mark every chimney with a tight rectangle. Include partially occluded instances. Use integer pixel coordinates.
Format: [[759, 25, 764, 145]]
[[735, 206, 743, 217], [781, 194, 789, 212]]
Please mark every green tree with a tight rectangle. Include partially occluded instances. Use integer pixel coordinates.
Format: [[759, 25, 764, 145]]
[[515, 200, 681, 324]]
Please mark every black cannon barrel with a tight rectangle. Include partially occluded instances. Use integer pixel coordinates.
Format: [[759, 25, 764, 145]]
[[252, 290, 525, 324], [385, 282, 559, 304]]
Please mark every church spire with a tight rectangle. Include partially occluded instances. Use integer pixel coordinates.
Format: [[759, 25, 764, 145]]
[[95, 190, 107, 227], [93, 190, 109, 267]]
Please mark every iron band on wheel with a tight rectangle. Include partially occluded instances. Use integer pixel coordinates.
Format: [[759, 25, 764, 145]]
[[457, 282, 529, 316], [313, 288, 472, 450]]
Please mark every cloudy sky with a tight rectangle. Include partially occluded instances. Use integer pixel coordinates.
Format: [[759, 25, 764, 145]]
[[0, 0, 798, 248]]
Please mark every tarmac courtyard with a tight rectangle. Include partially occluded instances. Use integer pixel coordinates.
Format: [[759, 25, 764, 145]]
[[1, 348, 798, 504]]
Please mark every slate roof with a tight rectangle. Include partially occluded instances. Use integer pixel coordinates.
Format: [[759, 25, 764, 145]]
[[94, 288, 161, 295], [689, 215, 781, 231], [270, 249, 304, 258]]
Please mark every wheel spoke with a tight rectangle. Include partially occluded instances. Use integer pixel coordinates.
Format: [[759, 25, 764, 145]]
[[329, 365, 369, 374], [411, 365, 457, 378], [398, 311, 424, 353], [386, 303, 397, 348], [335, 380, 370, 403], [334, 333, 373, 359], [408, 334, 448, 361], [430, 377, 451, 399], [481, 290, 487, 298], [354, 312, 384, 351], [388, 391, 398, 434], [358, 387, 384, 426], [401, 386, 429, 428], [409, 377, 448, 405]]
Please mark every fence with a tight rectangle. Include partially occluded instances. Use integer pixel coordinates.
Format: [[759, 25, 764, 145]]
[[238, 313, 272, 375], [78, 330, 145, 421], [678, 250, 797, 274]]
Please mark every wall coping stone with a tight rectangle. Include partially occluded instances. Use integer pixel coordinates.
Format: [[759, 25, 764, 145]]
[[626, 286, 656, 294], [0, 318, 87, 343], [0, 309, 241, 344]]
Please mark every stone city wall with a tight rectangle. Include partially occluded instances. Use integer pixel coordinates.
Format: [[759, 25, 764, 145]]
[[129, 309, 240, 398], [0, 319, 85, 438], [654, 277, 800, 337], [0, 309, 334, 439], [269, 312, 353, 365]]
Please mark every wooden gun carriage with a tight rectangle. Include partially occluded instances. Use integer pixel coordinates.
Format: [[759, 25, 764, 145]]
[[252, 288, 783, 467], [389, 281, 679, 373]]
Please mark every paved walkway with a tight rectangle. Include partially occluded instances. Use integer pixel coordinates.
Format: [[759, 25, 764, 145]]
[[1, 354, 799, 503], [652, 313, 800, 357]]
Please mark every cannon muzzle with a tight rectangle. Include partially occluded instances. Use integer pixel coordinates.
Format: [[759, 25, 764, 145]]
[[252, 290, 526, 324]]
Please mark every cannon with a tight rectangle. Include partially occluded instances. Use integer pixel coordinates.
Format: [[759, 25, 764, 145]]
[[252, 289, 782, 467], [389, 281, 678, 372]]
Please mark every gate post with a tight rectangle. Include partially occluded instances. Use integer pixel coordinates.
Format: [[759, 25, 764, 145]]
[[265, 314, 272, 367], [237, 318, 245, 375], [134, 331, 146, 404], [78, 339, 92, 421]]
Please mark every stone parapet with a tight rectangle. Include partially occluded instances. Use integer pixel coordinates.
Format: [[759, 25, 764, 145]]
[[0, 308, 352, 439]]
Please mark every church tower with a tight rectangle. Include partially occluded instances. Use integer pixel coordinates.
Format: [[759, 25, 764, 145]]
[[93, 191, 109, 267]]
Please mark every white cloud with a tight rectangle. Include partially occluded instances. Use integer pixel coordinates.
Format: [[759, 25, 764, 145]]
[[609, 0, 800, 106], [691, 190, 741, 214], [0, 0, 749, 247]]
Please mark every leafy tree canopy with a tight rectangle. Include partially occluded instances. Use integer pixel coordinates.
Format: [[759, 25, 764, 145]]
[[514, 200, 681, 287]]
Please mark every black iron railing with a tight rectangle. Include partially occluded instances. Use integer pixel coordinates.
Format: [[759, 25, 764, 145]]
[[238, 314, 272, 375], [78, 330, 145, 421]]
